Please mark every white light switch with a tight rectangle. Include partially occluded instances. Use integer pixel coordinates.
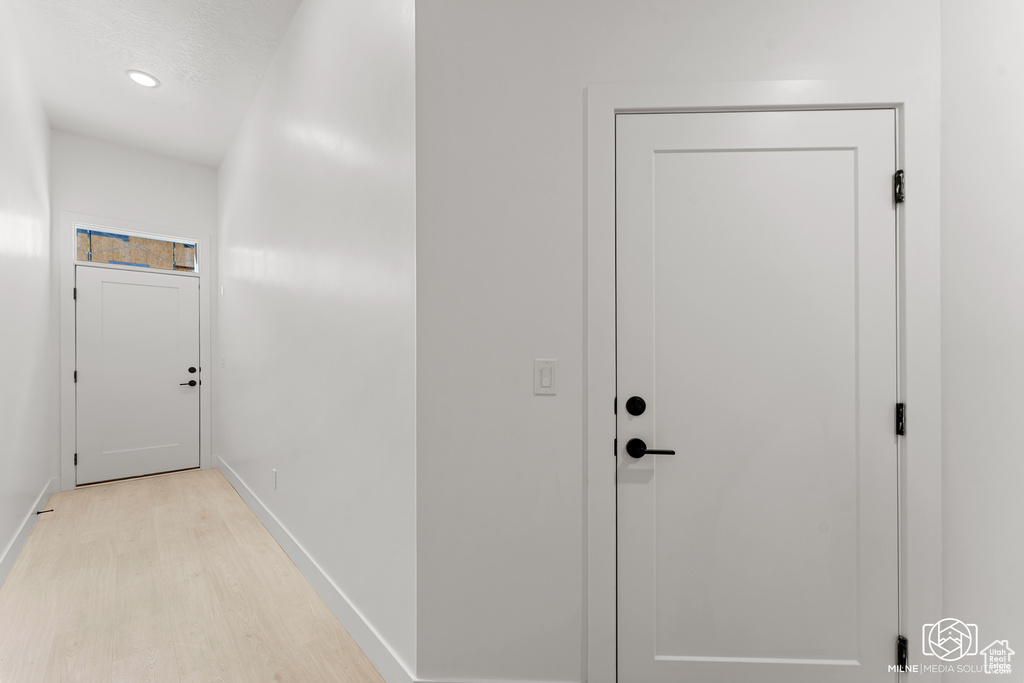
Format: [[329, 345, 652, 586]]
[[534, 359, 557, 395]]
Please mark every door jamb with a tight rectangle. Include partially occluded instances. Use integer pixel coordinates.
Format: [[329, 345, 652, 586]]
[[59, 211, 213, 491], [583, 79, 941, 683]]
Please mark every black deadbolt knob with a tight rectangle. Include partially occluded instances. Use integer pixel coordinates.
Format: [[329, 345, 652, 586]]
[[188, 366, 197, 373], [625, 396, 647, 416], [626, 438, 648, 459]]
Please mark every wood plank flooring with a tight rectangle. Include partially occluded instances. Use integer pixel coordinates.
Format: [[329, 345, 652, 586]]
[[0, 468, 385, 683]]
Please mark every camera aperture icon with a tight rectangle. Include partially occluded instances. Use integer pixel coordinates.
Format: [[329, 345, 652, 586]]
[[923, 618, 979, 661]]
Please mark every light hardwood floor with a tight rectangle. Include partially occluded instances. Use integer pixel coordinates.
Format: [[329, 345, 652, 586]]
[[0, 468, 385, 683]]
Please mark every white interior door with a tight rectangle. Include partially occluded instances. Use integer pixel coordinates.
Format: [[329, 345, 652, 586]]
[[76, 266, 200, 484], [616, 109, 899, 682]]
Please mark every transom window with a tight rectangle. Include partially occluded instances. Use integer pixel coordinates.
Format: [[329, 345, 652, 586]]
[[76, 227, 196, 273]]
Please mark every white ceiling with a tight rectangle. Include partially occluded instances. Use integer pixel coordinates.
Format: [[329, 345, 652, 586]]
[[9, 0, 304, 166]]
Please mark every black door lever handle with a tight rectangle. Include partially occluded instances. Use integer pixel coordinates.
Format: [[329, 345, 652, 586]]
[[180, 380, 197, 387], [625, 438, 675, 459]]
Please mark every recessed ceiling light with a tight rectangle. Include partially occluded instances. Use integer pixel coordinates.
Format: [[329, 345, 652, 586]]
[[126, 70, 160, 88]]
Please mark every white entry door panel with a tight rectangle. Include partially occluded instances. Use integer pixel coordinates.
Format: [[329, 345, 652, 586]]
[[76, 266, 200, 484], [616, 110, 898, 682]]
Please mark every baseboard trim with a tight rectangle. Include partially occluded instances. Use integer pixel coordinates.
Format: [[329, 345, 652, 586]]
[[0, 477, 58, 588], [213, 456, 415, 683]]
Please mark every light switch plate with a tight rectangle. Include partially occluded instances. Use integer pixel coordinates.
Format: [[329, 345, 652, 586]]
[[534, 359, 557, 395]]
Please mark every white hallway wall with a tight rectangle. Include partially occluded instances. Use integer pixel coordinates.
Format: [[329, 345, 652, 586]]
[[50, 130, 218, 241], [49, 131, 219, 488], [415, 1, 940, 680], [0, 0, 56, 583], [942, 2, 1024, 679], [215, 0, 417, 672]]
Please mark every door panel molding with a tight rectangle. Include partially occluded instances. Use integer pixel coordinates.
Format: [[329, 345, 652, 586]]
[[617, 110, 897, 681], [75, 265, 200, 484], [584, 79, 940, 683], [59, 211, 213, 491]]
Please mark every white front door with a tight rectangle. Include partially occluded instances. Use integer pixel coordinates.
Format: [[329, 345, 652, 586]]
[[76, 266, 200, 484], [616, 109, 899, 682]]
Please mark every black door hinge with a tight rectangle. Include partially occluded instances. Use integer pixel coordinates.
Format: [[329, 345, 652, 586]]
[[74, 453, 77, 466], [897, 634, 909, 670], [73, 370, 77, 383], [614, 438, 617, 456], [896, 403, 906, 436], [614, 397, 617, 414], [894, 170, 905, 204], [73, 287, 77, 300]]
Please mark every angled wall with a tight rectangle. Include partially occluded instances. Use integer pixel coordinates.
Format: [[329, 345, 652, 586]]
[[0, 0, 56, 583], [216, 0, 417, 674]]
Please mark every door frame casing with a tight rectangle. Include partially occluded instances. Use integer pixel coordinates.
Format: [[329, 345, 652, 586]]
[[59, 211, 213, 490], [583, 79, 940, 683]]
